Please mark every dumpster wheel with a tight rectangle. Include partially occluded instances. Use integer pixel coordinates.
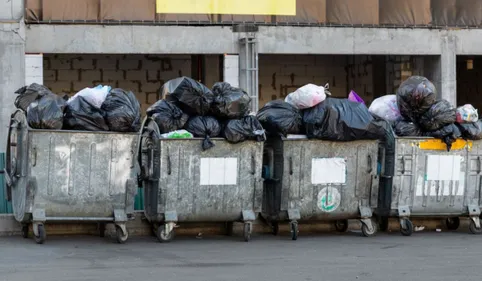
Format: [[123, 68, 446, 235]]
[[115, 225, 129, 244], [446, 217, 460, 231], [361, 219, 377, 237], [157, 225, 175, 242], [469, 220, 482, 235], [290, 221, 299, 241], [243, 222, 252, 242], [34, 224, 46, 244], [335, 220, 349, 233], [400, 219, 413, 236]]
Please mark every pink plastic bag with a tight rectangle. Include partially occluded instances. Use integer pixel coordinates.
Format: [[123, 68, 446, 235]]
[[348, 90, 365, 105]]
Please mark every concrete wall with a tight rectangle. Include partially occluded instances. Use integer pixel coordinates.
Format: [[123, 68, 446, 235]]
[[0, 0, 25, 153]]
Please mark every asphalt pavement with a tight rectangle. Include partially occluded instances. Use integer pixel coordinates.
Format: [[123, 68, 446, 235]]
[[0, 230, 481, 281]]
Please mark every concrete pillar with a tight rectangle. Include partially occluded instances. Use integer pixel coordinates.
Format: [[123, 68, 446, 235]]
[[224, 54, 239, 87], [0, 0, 25, 153], [440, 34, 457, 106]]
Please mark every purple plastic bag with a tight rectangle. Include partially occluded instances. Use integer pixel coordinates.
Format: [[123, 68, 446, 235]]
[[348, 90, 365, 105]]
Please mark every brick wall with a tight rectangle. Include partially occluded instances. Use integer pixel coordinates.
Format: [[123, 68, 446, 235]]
[[43, 54, 192, 113]]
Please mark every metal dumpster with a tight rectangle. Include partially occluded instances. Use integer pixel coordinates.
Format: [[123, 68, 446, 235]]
[[3, 110, 138, 244], [262, 136, 380, 240], [384, 137, 482, 236], [138, 118, 264, 242]]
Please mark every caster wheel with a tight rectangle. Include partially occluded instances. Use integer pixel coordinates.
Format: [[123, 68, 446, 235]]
[[335, 220, 349, 233], [271, 222, 279, 236], [290, 222, 298, 241], [400, 219, 413, 236], [243, 223, 252, 242], [361, 219, 377, 237], [446, 217, 460, 231], [157, 225, 175, 243], [22, 225, 29, 239], [469, 220, 482, 234], [115, 226, 129, 244], [34, 224, 46, 244], [225, 222, 234, 236], [99, 223, 106, 238]]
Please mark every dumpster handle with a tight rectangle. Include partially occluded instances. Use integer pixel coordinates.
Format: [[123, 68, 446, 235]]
[[251, 154, 255, 175], [167, 155, 171, 175], [289, 157, 293, 175], [478, 157, 481, 174], [367, 155, 373, 173], [32, 147, 37, 167], [401, 156, 405, 175]]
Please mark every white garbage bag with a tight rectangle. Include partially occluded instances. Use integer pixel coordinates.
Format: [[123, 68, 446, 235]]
[[285, 83, 329, 109], [369, 95, 402, 122], [456, 104, 478, 123], [68, 85, 111, 109]]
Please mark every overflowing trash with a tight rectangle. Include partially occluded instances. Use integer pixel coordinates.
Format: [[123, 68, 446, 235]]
[[284, 83, 329, 109], [184, 116, 222, 150], [223, 115, 266, 144], [147, 100, 189, 134], [68, 85, 111, 109], [397, 76, 437, 122], [161, 77, 214, 116], [212, 82, 251, 118], [256, 100, 303, 136], [64, 96, 109, 131], [393, 120, 422, 137], [418, 100, 456, 131], [27, 94, 67, 130], [456, 104, 479, 123], [369, 95, 401, 122], [161, 130, 193, 139], [101, 88, 141, 132], [457, 121, 482, 140], [348, 90, 365, 105], [15, 83, 53, 111]]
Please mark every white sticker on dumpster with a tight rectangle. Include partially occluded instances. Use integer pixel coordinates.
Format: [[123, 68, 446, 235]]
[[317, 187, 341, 213], [425, 155, 462, 181], [200, 158, 238, 185], [311, 158, 346, 184]]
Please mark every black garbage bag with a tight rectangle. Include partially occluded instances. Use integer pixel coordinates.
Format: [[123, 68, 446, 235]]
[[161, 77, 214, 116], [457, 120, 482, 140], [393, 120, 423, 137], [256, 100, 302, 136], [303, 98, 388, 141], [419, 99, 456, 131], [184, 116, 222, 150], [14, 83, 53, 111], [101, 88, 141, 132], [27, 94, 67, 130], [424, 123, 461, 151], [223, 115, 266, 144], [211, 82, 251, 119], [146, 100, 189, 134], [64, 96, 109, 131], [397, 76, 437, 121]]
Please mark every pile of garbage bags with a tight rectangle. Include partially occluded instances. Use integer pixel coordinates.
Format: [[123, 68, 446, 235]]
[[15, 83, 141, 132], [149, 77, 266, 150], [369, 75, 481, 151], [256, 83, 393, 144]]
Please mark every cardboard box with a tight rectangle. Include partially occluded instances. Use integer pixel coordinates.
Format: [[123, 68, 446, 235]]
[[100, 0, 155, 21], [43, 0, 100, 21], [380, 0, 431, 25], [275, 0, 326, 24], [326, 0, 379, 25]]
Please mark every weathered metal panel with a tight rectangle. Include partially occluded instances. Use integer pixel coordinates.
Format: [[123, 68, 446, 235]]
[[144, 138, 263, 223], [265, 138, 379, 222], [0, 153, 13, 214], [391, 138, 479, 217]]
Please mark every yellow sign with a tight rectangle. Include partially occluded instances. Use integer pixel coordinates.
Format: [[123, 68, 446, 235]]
[[156, 0, 296, 15], [417, 139, 471, 151]]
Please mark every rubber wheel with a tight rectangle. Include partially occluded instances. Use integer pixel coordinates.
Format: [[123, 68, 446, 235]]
[[22, 225, 29, 239], [272, 222, 279, 236], [446, 217, 460, 231], [157, 225, 174, 243], [115, 226, 128, 244], [361, 219, 377, 237], [400, 219, 413, 236], [243, 223, 251, 242], [290, 222, 298, 241], [99, 223, 106, 238], [34, 224, 46, 244], [335, 220, 349, 233], [469, 220, 482, 234], [225, 222, 234, 236]]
